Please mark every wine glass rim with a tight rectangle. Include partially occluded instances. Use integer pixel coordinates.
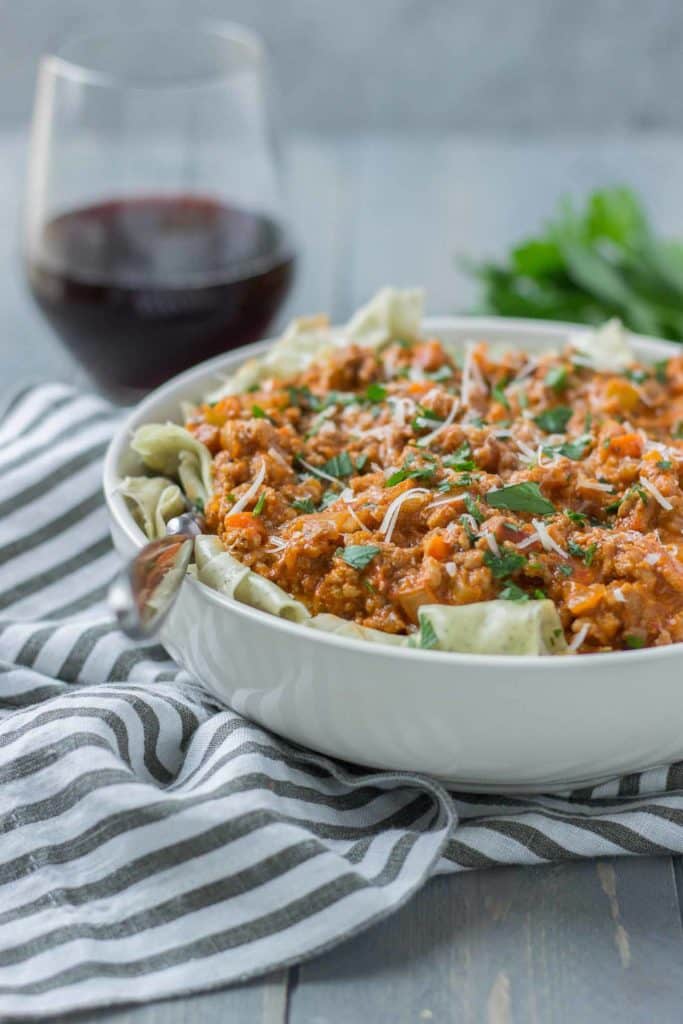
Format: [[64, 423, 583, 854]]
[[42, 21, 265, 91]]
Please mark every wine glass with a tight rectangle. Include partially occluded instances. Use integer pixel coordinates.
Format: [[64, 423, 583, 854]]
[[23, 23, 296, 403]]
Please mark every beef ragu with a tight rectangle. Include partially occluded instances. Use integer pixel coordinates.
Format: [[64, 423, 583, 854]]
[[184, 323, 683, 654]]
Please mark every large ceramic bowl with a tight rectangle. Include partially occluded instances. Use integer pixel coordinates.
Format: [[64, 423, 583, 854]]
[[104, 316, 683, 792]]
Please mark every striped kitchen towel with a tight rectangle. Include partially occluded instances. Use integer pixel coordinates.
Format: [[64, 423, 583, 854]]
[[2, 382, 683, 1019]]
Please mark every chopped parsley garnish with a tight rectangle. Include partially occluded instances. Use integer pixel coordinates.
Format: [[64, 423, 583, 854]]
[[193, 497, 205, 513], [549, 434, 592, 461], [336, 544, 380, 570], [674, 421, 683, 440], [654, 359, 668, 384], [426, 365, 453, 382], [437, 479, 454, 493], [624, 634, 646, 649], [292, 497, 316, 514], [419, 616, 439, 650], [459, 513, 478, 544], [483, 548, 526, 579], [534, 588, 548, 600], [627, 483, 649, 505], [625, 367, 648, 384], [491, 381, 510, 409], [253, 492, 266, 516], [499, 582, 529, 601], [544, 366, 573, 393], [485, 481, 556, 515], [567, 540, 596, 565], [658, 459, 672, 470], [365, 382, 387, 403], [321, 451, 354, 478], [355, 453, 369, 472], [251, 404, 268, 419], [463, 493, 484, 523], [564, 508, 588, 525], [443, 442, 476, 471], [533, 406, 573, 434], [288, 385, 319, 410], [411, 405, 443, 432], [545, 366, 569, 392], [319, 490, 338, 510], [558, 563, 573, 577], [364, 578, 376, 594], [385, 462, 436, 487], [518, 389, 529, 409]]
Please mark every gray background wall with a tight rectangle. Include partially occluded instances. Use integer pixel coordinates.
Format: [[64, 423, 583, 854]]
[[0, 0, 681, 135]]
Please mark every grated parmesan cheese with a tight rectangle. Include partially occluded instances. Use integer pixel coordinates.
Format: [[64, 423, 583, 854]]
[[531, 518, 568, 558], [639, 476, 673, 511], [568, 623, 589, 652], [417, 397, 460, 448], [379, 487, 431, 544], [231, 457, 267, 515]]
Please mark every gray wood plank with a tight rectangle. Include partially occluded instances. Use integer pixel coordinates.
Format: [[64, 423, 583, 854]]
[[48, 971, 288, 1024], [289, 858, 683, 1024]]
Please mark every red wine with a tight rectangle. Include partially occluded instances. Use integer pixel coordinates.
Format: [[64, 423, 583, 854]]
[[27, 196, 296, 402]]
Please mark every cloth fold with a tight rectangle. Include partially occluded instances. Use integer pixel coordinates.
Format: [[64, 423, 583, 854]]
[[1, 383, 682, 1019]]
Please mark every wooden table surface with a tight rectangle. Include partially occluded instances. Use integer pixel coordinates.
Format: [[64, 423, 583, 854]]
[[3, 131, 683, 1022]]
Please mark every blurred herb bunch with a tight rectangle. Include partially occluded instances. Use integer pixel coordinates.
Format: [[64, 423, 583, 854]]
[[469, 187, 683, 341]]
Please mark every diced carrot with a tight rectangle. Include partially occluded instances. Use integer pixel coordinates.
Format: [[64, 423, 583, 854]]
[[407, 380, 431, 395], [224, 511, 262, 530], [604, 378, 640, 412], [414, 339, 446, 371], [424, 534, 450, 561], [567, 583, 606, 615], [606, 432, 643, 458]]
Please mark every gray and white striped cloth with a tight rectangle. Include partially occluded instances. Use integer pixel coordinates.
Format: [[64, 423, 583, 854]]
[[2, 382, 683, 1019]]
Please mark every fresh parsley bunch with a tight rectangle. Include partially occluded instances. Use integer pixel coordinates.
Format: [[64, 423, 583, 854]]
[[467, 186, 683, 341]]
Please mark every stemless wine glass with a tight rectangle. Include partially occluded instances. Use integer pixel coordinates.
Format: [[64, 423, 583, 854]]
[[23, 23, 296, 403]]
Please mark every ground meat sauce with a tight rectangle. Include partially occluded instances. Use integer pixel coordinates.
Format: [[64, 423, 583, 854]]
[[186, 336, 683, 653]]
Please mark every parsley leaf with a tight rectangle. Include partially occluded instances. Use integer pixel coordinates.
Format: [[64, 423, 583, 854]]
[[443, 441, 477, 471], [534, 406, 573, 433], [253, 492, 266, 516], [355, 453, 369, 472], [321, 451, 354, 478], [499, 582, 529, 601], [549, 434, 592, 460], [485, 481, 556, 515], [545, 365, 569, 392], [319, 490, 338, 510], [336, 544, 380, 570], [365, 382, 387, 403], [483, 548, 526, 579], [491, 381, 510, 409], [654, 359, 669, 384], [463, 493, 484, 523], [385, 462, 436, 487], [625, 634, 646, 649], [558, 563, 573, 577], [565, 508, 588, 525], [292, 497, 316, 514]]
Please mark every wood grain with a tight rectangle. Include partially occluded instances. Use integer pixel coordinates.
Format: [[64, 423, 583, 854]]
[[290, 859, 683, 1024]]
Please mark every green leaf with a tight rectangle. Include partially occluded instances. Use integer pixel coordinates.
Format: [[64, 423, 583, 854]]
[[485, 482, 556, 515], [463, 493, 484, 523], [355, 453, 368, 472], [499, 582, 529, 601], [366, 383, 387, 403], [534, 406, 573, 433], [251, 404, 267, 419], [564, 508, 588, 525], [253, 492, 266, 516], [385, 462, 436, 487], [550, 434, 592, 460], [292, 497, 316, 514], [319, 490, 338, 510], [337, 544, 380, 570], [483, 548, 526, 579], [321, 451, 354, 478], [624, 634, 646, 649], [544, 366, 569, 392], [512, 238, 564, 276], [491, 381, 510, 409]]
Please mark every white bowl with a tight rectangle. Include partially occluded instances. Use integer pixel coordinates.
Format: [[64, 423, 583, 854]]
[[104, 316, 683, 792]]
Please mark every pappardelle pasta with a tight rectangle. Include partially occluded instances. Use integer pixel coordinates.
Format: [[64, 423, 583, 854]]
[[121, 289, 683, 655]]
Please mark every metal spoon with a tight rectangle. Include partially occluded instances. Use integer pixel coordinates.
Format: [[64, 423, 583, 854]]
[[109, 511, 205, 639]]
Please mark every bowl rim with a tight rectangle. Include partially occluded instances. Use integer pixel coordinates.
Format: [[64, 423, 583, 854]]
[[103, 313, 683, 668]]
